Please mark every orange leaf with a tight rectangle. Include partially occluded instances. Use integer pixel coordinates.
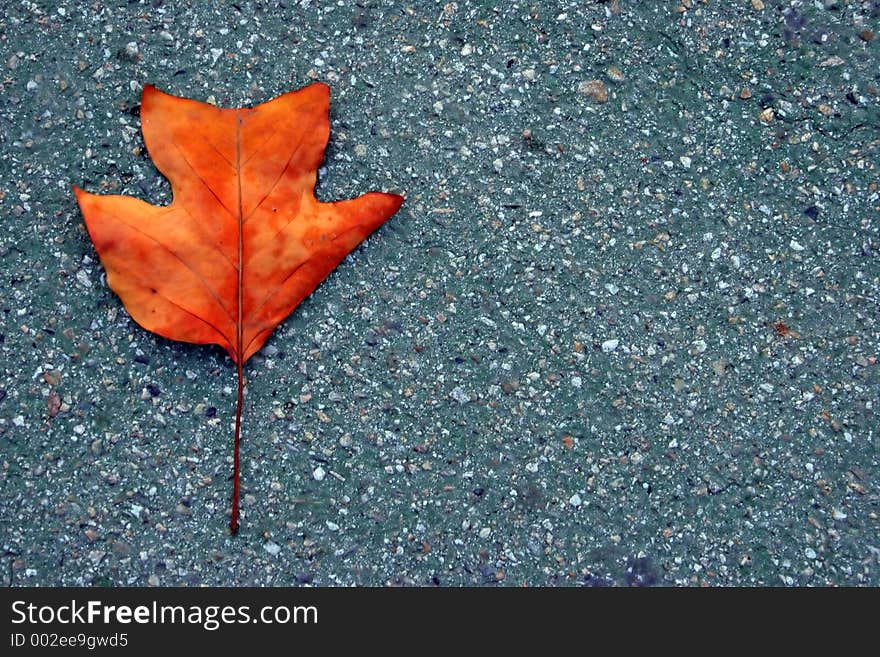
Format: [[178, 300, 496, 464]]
[[74, 83, 403, 533]]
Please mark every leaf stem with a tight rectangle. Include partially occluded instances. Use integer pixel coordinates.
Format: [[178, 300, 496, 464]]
[[230, 359, 243, 535]]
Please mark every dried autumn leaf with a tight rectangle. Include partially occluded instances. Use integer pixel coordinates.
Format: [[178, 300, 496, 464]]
[[73, 83, 403, 533]]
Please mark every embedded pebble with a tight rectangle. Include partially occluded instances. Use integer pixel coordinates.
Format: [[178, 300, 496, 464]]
[[450, 386, 470, 404], [606, 65, 625, 82], [578, 79, 608, 103], [601, 339, 620, 353]]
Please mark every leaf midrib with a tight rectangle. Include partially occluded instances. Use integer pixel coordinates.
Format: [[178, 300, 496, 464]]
[[235, 111, 245, 366]]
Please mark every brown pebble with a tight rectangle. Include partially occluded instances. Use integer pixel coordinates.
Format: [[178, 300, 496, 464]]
[[46, 391, 62, 417], [740, 87, 752, 99], [859, 29, 874, 42], [42, 370, 61, 386], [578, 79, 608, 103], [606, 65, 625, 82]]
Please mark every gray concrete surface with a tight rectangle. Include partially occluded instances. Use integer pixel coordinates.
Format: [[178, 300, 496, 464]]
[[0, 0, 877, 586]]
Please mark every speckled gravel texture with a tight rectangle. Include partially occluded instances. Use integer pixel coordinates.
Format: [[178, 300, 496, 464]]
[[1, 0, 878, 587]]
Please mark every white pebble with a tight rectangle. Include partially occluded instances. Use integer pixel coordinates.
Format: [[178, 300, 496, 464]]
[[569, 493, 582, 507], [601, 338, 619, 353], [450, 386, 470, 404], [313, 466, 325, 481], [263, 541, 281, 556]]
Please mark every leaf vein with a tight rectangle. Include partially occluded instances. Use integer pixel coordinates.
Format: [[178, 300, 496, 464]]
[[242, 139, 306, 224], [146, 284, 233, 353], [104, 210, 237, 329], [171, 142, 238, 220]]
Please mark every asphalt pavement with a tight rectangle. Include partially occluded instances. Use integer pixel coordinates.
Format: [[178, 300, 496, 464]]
[[0, 0, 877, 585]]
